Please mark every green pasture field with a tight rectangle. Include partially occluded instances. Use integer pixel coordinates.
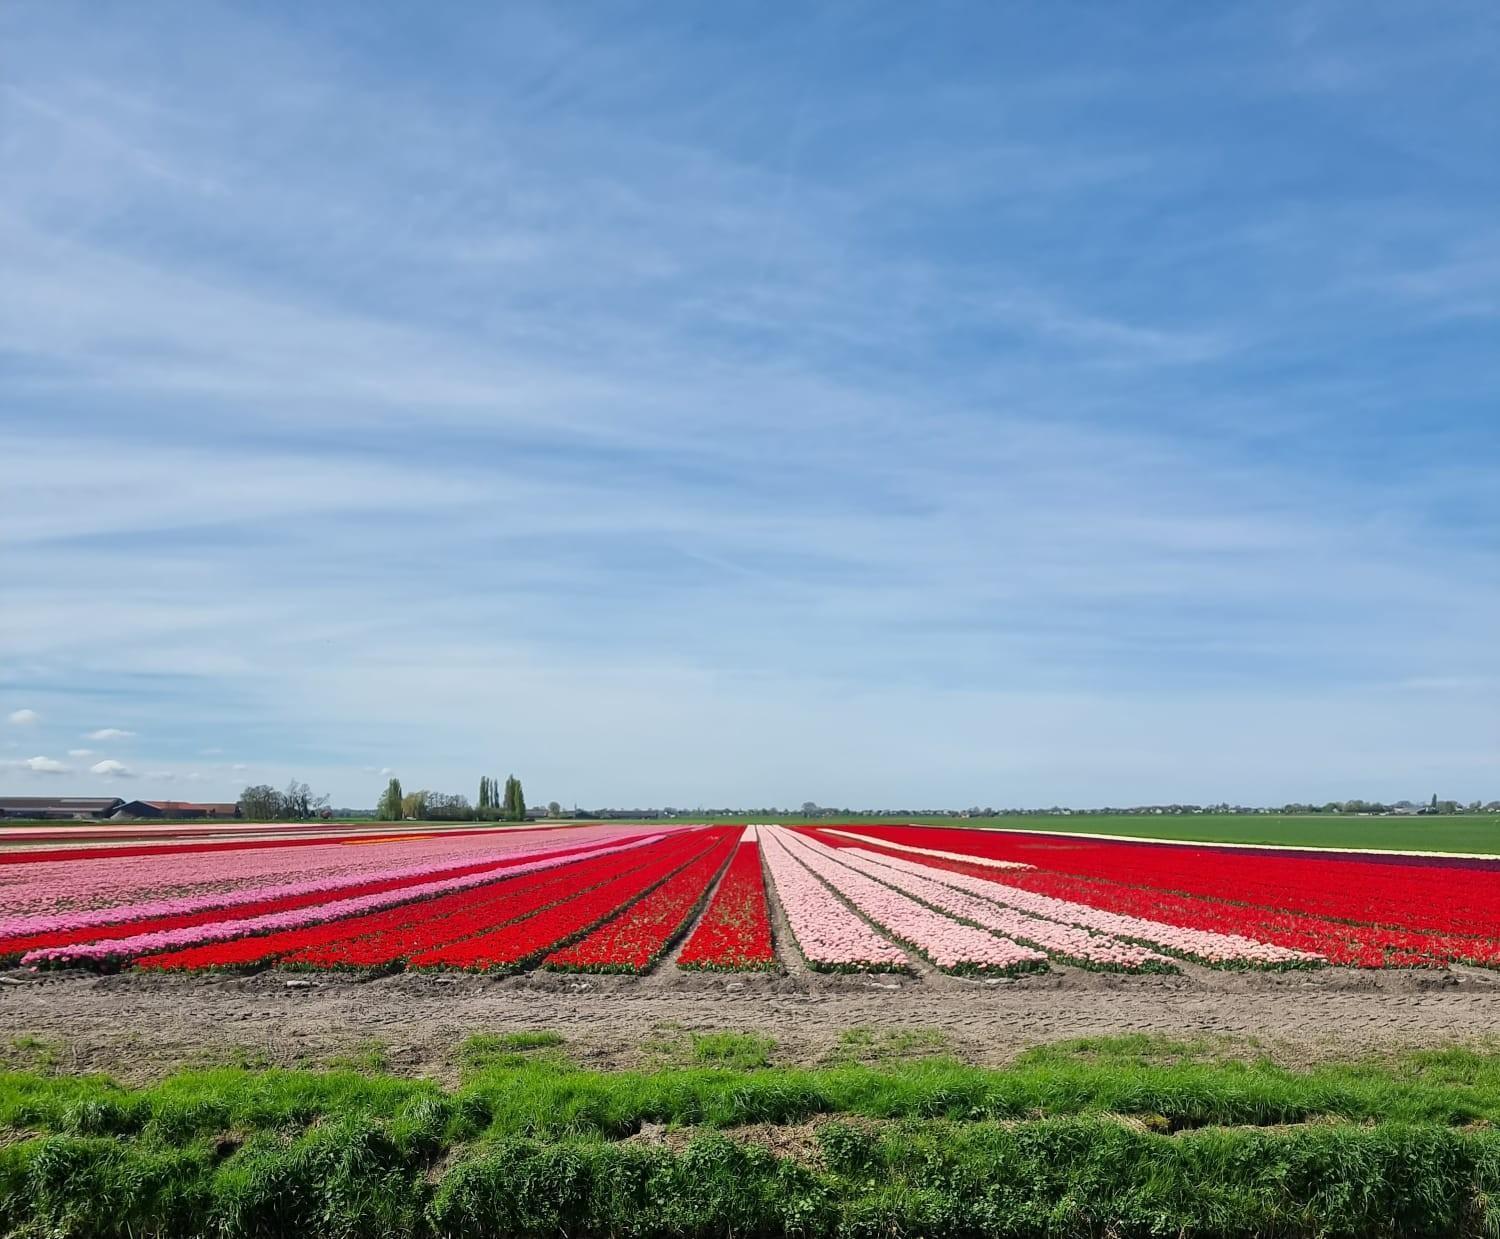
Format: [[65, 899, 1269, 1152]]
[[665, 812, 1500, 855], [6, 1032, 1500, 1237]]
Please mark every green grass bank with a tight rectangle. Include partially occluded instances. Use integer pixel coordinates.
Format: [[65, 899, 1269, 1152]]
[[6, 1035, 1500, 1236]]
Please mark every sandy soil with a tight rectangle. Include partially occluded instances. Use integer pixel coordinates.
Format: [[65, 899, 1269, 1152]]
[[2, 962, 1498, 1082]]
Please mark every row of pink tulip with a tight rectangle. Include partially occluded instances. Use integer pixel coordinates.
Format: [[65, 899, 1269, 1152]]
[[0, 841, 605, 940], [20, 833, 667, 968], [758, 827, 909, 971], [843, 846, 1322, 967], [799, 836, 1173, 971], [0, 825, 648, 935], [0, 822, 646, 907], [768, 828, 1046, 974], [821, 829, 1033, 871], [0, 829, 560, 913]]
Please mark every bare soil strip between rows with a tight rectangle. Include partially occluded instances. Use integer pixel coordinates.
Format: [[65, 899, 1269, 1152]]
[[5, 964, 1497, 1083]]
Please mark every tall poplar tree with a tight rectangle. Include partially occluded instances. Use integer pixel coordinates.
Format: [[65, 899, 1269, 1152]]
[[376, 777, 403, 821], [504, 774, 526, 822]]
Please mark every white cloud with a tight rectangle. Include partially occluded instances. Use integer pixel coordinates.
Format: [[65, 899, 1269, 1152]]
[[67, 748, 95, 757], [231, 762, 249, 771], [144, 770, 175, 781], [85, 727, 136, 740], [7, 709, 40, 725], [380, 767, 394, 776], [18, 755, 68, 774], [90, 759, 134, 778], [200, 747, 224, 755]]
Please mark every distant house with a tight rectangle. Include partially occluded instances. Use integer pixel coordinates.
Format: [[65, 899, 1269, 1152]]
[[111, 801, 242, 820], [0, 796, 125, 821]]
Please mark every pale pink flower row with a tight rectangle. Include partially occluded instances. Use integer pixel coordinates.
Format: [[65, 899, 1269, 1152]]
[[767, 828, 1045, 974], [845, 847, 1321, 967], [0, 825, 653, 935], [799, 836, 1171, 971], [21, 833, 666, 967], [758, 827, 908, 970], [822, 830, 1033, 871]]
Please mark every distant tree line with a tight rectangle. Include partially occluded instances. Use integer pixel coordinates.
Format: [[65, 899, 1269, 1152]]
[[374, 774, 535, 822], [238, 781, 331, 822]]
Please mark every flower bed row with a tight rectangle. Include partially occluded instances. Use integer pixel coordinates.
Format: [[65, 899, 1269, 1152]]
[[408, 831, 732, 972], [0, 824, 643, 928], [0, 834, 652, 963], [819, 829, 1032, 871], [830, 842, 1317, 968], [842, 824, 1500, 939], [543, 833, 737, 972], [796, 835, 1173, 972], [273, 838, 702, 970], [0, 824, 524, 869], [984, 865, 1499, 969], [677, 831, 777, 971], [138, 832, 714, 972], [818, 828, 1475, 968], [759, 827, 909, 972], [768, 828, 1045, 975], [24, 833, 672, 971]]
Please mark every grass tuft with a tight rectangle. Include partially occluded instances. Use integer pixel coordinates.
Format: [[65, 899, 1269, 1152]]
[[689, 1031, 776, 1070], [825, 1026, 949, 1064], [457, 1032, 568, 1081]]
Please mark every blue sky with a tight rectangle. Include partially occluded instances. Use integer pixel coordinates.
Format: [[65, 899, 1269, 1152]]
[[2, 3, 1497, 809]]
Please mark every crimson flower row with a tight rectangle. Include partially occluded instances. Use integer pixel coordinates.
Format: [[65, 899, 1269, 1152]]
[[677, 836, 777, 971], [544, 833, 737, 972], [409, 832, 731, 971]]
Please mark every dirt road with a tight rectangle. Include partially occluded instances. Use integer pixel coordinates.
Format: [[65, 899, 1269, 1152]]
[[2, 962, 1497, 1080]]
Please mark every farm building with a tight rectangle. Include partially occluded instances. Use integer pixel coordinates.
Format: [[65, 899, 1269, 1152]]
[[0, 796, 125, 821], [111, 800, 242, 820]]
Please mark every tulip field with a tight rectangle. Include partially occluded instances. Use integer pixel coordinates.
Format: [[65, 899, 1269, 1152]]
[[2, 818, 1499, 976]]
